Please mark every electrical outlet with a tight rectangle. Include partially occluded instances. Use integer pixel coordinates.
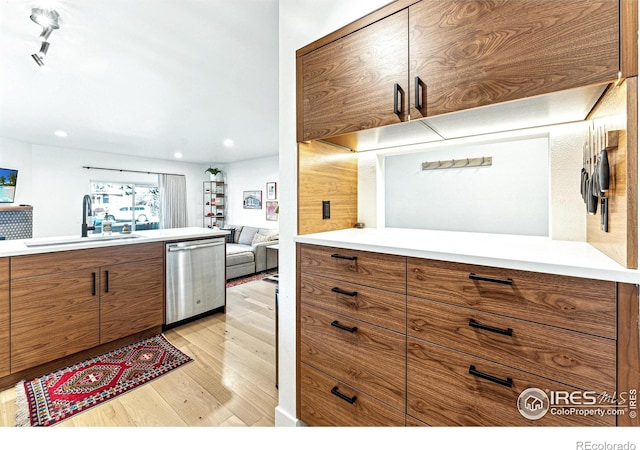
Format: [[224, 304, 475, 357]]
[[322, 200, 330, 220]]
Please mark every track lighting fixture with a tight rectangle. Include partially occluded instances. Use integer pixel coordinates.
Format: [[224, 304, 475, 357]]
[[29, 7, 61, 68]]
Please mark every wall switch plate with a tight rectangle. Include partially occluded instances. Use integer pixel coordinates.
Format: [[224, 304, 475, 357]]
[[322, 200, 330, 220]]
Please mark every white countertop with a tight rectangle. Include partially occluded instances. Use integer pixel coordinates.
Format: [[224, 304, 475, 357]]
[[0, 227, 228, 257], [295, 227, 640, 284]]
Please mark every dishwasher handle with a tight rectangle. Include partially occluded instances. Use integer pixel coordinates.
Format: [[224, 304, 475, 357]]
[[167, 241, 224, 252]]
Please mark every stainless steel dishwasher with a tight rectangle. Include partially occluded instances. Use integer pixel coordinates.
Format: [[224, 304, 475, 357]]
[[165, 237, 226, 326]]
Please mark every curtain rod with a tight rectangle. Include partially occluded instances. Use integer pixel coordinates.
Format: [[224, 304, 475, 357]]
[[82, 166, 184, 177]]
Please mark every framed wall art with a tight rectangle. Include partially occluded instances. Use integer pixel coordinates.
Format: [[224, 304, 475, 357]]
[[266, 201, 278, 221], [243, 190, 262, 209], [266, 182, 277, 200]]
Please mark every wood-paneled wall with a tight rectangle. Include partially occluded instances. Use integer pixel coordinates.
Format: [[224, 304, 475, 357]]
[[298, 140, 357, 235], [587, 77, 638, 269]]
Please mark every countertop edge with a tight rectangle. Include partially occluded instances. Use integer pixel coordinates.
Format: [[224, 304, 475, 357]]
[[0, 227, 229, 257], [295, 228, 640, 284]]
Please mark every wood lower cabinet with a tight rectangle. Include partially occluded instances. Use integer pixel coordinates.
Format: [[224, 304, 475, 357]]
[[298, 243, 407, 426], [407, 339, 615, 426], [0, 258, 9, 377], [297, 243, 625, 426], [100, 257, 164, 343], [11, 269, 101, 373], [10, 242, 164, 373]]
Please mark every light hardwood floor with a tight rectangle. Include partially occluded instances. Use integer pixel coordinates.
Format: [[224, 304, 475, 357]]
[[0, 278, 278, 427]]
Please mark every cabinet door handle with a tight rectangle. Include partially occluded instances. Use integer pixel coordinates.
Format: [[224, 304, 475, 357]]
[[330, 253, 357, 261], [469, 273, 513, 285], [468, 365, 513, 388], [393, 83, 402, 115], [468, 319, 513, 336], [92, 272, 96, 296], [331, 386, 357, 404], [104, 270, 109, 293], [331, 320, 357, 333], [331, 287, 357, 297], [414, 76, 423, 110]]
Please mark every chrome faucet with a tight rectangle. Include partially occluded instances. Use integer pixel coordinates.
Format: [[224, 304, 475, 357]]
[[81, 194, 95, 237]]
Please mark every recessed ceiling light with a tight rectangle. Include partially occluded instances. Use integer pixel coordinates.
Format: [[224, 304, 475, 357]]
[[223, 139, 233, 147], [174, 152, 183, 159], [54, 130, 67, 137]]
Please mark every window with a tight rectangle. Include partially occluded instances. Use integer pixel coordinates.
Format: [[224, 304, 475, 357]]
[[90, 182, 159, 233]]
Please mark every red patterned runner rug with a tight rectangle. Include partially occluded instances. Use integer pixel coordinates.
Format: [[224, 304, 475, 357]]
[[15, 334, 193, 426]]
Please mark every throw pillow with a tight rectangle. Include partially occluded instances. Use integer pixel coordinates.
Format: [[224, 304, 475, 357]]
[[221, 228, 235, 244], [225, 225, 243, 243], [252, 232, 275, 246], [238, 226, 259, 245]]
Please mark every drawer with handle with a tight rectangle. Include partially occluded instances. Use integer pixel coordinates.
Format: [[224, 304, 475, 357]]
[[300, 273, 406, 333], [300, 303, 406, 411], [299, 244, 406, 293], [407, 258, 616, 338], [407, 338, 616, 426], [407, 297, 616, 393], [300, 363, 405, 427]]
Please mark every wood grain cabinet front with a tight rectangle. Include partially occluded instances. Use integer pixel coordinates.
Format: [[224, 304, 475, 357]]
[[0, 258, 9, 377], [408, 0, 621, 119], [299, 244, 406, 293], [298, 9, 409, 142], [300, 363, 406, 427], [407, 338, 616, 426], [300, 303, 406, 411], [10, 242, 165, 373]]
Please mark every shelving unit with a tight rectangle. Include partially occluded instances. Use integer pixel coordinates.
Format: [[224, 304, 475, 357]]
[[203, 181, 225, 229]]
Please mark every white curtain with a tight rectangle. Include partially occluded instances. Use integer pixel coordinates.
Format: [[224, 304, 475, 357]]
[[159, 174, 188, 229]]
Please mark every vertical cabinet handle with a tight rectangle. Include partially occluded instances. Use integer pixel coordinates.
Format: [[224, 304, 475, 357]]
[[414, 76, 423, 110], [393, 83, 402, 115], [92, 272, 96, 296], [104, 270, 109, 293], [468, 365, 513, 388], [331, 386, 357, 404]]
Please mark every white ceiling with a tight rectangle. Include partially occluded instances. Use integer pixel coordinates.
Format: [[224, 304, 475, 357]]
[[0, 0, 279, 165]]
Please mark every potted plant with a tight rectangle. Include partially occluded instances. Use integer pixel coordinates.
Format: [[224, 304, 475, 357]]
[[205, 167, 223, 181]]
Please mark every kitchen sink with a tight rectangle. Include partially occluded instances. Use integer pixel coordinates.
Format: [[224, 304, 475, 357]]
[[24, 234, 141, 248]]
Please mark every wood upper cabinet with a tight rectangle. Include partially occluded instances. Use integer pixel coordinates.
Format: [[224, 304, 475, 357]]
[[0, 258, 9, 377], [100, 257, 164, 344], [409, 0, 621, 119], [296, 0, 630, 142], [297, 9, 409, 142]]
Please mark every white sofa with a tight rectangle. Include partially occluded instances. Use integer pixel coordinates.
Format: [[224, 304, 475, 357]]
[[223, 225, 278, 280]]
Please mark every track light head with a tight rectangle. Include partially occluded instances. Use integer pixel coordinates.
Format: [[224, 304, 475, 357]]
[[30, 8, 60, 30]]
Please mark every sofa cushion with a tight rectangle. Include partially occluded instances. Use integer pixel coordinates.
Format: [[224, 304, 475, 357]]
[[226, 243, 254, 266], [238, 226, 259, 245], [257, 228, 279, 240]]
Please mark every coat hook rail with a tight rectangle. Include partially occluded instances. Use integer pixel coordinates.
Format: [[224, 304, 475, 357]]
[[421, 156, 492, 171]]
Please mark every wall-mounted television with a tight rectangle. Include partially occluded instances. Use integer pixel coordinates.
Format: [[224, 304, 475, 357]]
[[0, 168, 18, 203]]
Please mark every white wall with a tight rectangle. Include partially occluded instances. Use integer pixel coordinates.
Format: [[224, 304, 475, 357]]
[[1, 138, 209, 237], [278, 0, 393, 428], [384, 136, 550, 236], [222, 155, 279, 229]]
